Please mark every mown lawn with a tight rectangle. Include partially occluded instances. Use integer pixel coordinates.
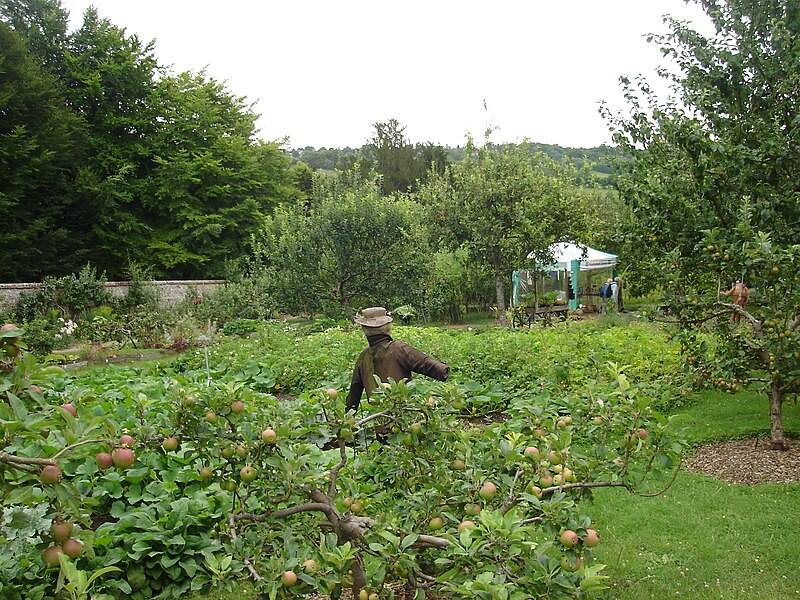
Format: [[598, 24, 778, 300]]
[[588, 388, 800, 599]]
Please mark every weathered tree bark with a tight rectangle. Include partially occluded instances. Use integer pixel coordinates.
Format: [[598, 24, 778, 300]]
[[495, 271, 508, 326], [769, 380, 787, 450]]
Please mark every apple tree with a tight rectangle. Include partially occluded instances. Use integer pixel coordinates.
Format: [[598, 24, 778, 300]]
[[253, 166, 430, 317], [1, 322, 688, 599], [603, 0, 800, 449], [420, 138, 594, 325]]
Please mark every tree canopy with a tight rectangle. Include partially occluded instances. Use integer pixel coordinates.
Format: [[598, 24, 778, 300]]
[[0, 0, 295, 281], [605, 0, 800, 449], [420, 139, 594, 324]]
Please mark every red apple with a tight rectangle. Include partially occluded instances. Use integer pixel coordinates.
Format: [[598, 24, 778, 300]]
[[112, 448, 135, 469], [584, 528, 600, 548], [62, 538, 83, 559], [560, 555, 582, 572], [302, 559, 317, 572], [465, 503, 482, 516], [50, 520, 73, 543], [281, 570, 297, 586], [61, 403, 77, 417], [478, 482, 497, 500], [458, 520, 476, 533], [40, 465, 63, 485], [95, 452, 113, 470], [41, 545, 63, 568], [560, 530, 579, 548]]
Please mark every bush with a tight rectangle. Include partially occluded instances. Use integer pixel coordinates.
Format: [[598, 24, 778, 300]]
[[19, 317, 60, 355], [185, 279, 274, 326], [423, 250, 468, 322], [117, 262, 159, 312], [13, 264, 111, 323]]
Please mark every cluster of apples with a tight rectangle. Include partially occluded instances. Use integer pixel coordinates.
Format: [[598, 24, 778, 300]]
[[95, 434, 136, 471], [558, 527, 601, 571], [41, 518, 84, 568]]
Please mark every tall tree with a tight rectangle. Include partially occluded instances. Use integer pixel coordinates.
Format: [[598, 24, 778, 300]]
[[0, 22, 87, 281], [0, 0, 68, 75], [604, 0, 800, 449], [422, 139, 592, 325], [364, 119, 417, 195], [137, 72, 293, 277], [58, 6, 160, 276]]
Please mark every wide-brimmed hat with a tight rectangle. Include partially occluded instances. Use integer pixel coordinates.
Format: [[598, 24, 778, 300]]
[[353, 307, 393, 327]]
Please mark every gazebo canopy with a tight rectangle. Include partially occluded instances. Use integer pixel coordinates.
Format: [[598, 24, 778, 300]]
[[529, 242, 617, 272]]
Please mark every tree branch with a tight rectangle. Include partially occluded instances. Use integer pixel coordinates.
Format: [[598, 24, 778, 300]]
[[408, 534, 451, 549], [233, 501, 332, 523], [638, 458, 683, 498], [540, 480, 628, 497], [228, 514, 262, 581], [52, 438, 109, 459], [328, 442, 348, 499], [0, 451, 56, 466]]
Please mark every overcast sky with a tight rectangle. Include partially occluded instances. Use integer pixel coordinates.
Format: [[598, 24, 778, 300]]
[[58, 1, 712, 150]]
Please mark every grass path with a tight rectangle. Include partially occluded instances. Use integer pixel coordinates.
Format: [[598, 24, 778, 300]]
[[587, 388, 800, 599], [589, 473, 800, 599]]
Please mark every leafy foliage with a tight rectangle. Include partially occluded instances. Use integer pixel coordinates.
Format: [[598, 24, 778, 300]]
[[254, 167, 429, 317], [421, 138, 594, 324], [0, 320, 688, 599], [604, 0, 800, 448]]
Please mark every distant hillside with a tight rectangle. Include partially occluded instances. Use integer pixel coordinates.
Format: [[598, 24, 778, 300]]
[[288, 143, 627, 186]]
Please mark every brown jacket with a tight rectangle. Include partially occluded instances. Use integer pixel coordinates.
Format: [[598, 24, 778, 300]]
[[346, 334, 449, 411]]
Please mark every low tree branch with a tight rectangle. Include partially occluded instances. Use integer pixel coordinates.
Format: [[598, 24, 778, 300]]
[[228, 514, 262, 581], [639, 458, 683, 498], [408, 534, 451, 549], [541, 480, 628, 497], [0, 452, 56, 466]]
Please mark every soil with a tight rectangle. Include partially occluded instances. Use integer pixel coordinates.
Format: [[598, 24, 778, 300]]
[[685, 437, 800, 485]]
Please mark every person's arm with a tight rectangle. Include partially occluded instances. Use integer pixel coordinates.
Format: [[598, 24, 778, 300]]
[[397, 341, 449, 381]]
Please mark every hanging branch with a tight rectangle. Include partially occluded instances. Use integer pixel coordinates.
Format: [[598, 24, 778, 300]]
[[639, 458, 683, 498]]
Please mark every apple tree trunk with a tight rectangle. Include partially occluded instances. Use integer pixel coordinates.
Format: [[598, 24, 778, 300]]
[[769, 380, 787, 450], [495, 272, 508, 326]]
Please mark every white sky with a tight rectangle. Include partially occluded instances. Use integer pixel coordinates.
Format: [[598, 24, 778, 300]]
[[58, 1, 712, 150]]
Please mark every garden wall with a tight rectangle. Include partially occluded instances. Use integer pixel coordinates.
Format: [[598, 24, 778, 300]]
[[0, 280, 226, 311]]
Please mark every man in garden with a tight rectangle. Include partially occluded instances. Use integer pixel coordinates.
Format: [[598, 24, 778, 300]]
[[614, 276, 624, 312], [345, 307, 450, 412], [600, 278, 613, 313]]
